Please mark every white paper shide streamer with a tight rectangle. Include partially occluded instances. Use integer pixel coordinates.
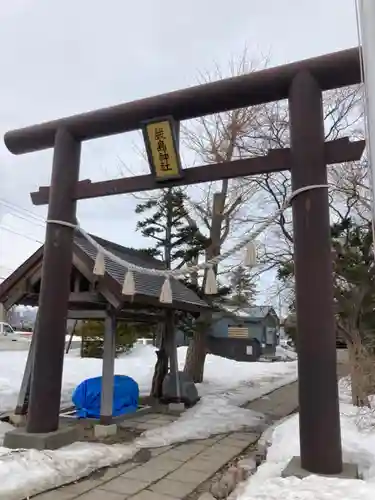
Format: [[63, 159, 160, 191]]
[[159, 277, 173, 303], [244, 241, 257, 267], [47, 184, 327, 304], [93, 251, 106, 276], [122, 270, 135, 296], [205, 266, 218, 295]]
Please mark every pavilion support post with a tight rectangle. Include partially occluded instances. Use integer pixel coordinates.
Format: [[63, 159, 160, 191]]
[[0, 303, 6, 322], [165, 310, 181, 402], [13, 314, 39, 418], [65, 320, 77, 354], [288, 71, 342, 474], [150, 323, 169, 400], [26, 129, 81, 434], [13, 339, 33, 418], [99, 312, 116, 425]]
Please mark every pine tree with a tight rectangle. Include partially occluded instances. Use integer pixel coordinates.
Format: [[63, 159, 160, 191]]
[[135, 188, 206, 270], [330, 218, 375, 344], [135, 187, 207, 397], [229, 265, 257, 306], [136, 187, 232, 387], [278, 217, 375, 405], [278, 218, 375, 345]]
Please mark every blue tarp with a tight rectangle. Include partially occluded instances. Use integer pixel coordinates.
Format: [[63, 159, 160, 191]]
[[72, 375, 139, 419]]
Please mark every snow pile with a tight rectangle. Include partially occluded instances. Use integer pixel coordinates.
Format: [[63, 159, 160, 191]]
[[0, 442, 138, 500], [137, 397, 265, 448], [237, 383, 375, 500], [0, 345, 157, 412], [275, 345, 298, 361], [0, 422, 14, 447], [135, 348, 297, 448], [192, 346, 297, 403]]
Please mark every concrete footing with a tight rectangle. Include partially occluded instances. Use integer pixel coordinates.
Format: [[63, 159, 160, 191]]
[[9, 413, 27, 426], [3, 425, 81, 450], [168, 402, 185, 413], [94, 423, 117, 438], [281, 456, 359, 480]]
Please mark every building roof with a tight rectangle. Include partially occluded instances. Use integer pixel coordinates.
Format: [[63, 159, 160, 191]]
[[214, 304, 278, 321], [74, 233, 208, 311], [0, 233, 209, 314]]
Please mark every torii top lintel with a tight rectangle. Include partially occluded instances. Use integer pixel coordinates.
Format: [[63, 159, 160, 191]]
[[4, 47, 360, 156]]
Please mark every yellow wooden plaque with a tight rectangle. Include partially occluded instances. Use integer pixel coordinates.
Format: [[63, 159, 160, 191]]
[[143, 118, 183, 181]]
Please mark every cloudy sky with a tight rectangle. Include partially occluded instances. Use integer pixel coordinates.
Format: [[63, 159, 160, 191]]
[[0, 0, 359, 301]]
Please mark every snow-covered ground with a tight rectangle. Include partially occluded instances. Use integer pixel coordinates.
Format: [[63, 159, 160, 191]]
[[275, 345, 298, 361], [0, 344, 298, 414], [236, 378, 375, 500], [0, 344, 298, 500]]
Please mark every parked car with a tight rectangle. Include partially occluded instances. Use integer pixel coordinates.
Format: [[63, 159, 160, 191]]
[[0, 321, 32, 339], [135, 338, 154, 346], [0, 321, 15, 336]]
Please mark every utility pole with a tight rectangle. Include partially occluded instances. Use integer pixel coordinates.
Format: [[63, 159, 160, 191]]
[[358, 0, 375, 250]]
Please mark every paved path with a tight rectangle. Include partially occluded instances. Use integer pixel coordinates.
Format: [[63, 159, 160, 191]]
[[33, 356, 349, 500], [34, 382, 300, 500]]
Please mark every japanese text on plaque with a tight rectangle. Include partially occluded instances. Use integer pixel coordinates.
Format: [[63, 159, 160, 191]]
[[144, 120, 182, 180]]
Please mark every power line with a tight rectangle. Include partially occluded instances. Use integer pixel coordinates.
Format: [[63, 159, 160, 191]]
[[0, 202, 44, 277], [0, 264, 14, 272], [0, 202, 44, 280], [0, 198, 46, 226], [0, 200, 46, 249], [0, 209, 45, 229], [0, 225, 43, 244]]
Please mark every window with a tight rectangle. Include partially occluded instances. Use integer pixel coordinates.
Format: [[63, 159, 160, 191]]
[[228, 326, 248, 338], [3, 324, 14, 334]]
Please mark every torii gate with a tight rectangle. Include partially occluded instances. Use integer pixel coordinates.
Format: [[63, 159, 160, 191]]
[[3, 47, 364, 476]]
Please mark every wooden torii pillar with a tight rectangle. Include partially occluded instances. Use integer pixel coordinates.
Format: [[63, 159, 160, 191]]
[[288, 72, 342, 473], [3, 47, 364, 475]]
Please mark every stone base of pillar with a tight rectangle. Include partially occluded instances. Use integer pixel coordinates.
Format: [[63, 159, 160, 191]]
[[3, 425, 80, 450], [281, 456, 359, 480], [168, 402, 185, 413], [94, 423, 117, 439]]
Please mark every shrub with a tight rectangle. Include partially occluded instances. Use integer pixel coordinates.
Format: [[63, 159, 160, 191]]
[[77, 320, 138, 358]]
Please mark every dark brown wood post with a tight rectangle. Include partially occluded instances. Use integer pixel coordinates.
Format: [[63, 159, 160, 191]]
[[100, 312, 116, 425], [165, 310, 181, 402], [14, 314, 39, 416], [289, 71, 342, 474], [26, 128, 81, 433]]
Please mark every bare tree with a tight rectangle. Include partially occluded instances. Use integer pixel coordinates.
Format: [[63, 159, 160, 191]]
[[182, 64, 364, 383], [182, 53, 270, 382], [116, 50, 368, 391], [263, 84, 375, 407], [183, 56, 372, 399], [251, 86, 363, 254]]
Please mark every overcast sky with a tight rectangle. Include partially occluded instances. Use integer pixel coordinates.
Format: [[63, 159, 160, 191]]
[[0, 0, 359, 303]]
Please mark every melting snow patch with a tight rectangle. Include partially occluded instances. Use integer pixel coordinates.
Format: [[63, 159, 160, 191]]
[[137, 396, 265, 448], [0, 442, 138, 500]]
